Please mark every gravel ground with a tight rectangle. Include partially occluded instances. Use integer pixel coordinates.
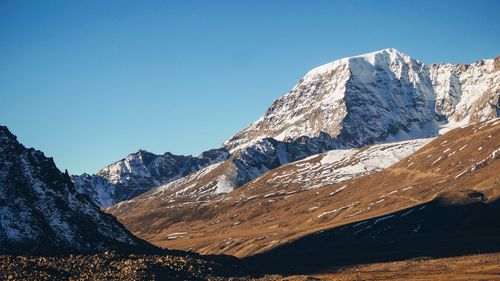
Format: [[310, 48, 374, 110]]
[[0, 251, 243, 280]]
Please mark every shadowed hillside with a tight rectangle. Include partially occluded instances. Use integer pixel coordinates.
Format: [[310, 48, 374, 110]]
[[244, 191, 500, 275]]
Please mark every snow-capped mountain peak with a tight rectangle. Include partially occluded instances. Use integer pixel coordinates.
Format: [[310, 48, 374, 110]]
[[75, 49, 499, 206], [304, 48, 417, 81], [224, 49, 436, 152], [224, 49, 499, 153]]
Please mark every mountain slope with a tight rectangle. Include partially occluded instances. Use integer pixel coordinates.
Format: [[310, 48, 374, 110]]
[[0, 126, 150, 255], [245, 191, 500, 275], [111, 138, 431, 212], [241, 138, 431, 193], [106, 118, 500, 257]]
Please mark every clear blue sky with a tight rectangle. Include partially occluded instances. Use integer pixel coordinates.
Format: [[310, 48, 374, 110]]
[[1, 0, 499, 174]]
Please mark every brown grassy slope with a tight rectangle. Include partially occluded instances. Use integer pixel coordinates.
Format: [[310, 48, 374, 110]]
[[107, 119, 500, 257], [241, 189, 500, 275]]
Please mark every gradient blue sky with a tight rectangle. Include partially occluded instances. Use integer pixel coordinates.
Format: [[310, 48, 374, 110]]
[[1, 0, 499, 174]]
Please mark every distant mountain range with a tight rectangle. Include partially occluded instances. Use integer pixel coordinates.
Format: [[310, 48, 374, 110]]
[[74, 49, 500, 207], [73, 148, 228, 206]]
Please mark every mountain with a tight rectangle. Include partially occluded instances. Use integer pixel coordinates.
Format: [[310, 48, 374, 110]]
[[72, 148, 228, 206], [112, 138, 431, 212], [106, 118, 500, 257], [0, 126, 150, 255], [225, 48, 499, 152], [137, 136, 341, 204], [77, 49, 500, 206]]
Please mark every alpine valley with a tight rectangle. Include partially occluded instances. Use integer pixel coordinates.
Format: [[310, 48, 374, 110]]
[[2, 49, 499, 280]]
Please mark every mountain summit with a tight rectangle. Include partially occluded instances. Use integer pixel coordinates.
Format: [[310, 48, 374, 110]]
[[225, 48, 499, 152]]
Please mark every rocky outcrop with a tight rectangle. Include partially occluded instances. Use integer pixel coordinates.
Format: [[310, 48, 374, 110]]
[[0, 126, 149, 255]]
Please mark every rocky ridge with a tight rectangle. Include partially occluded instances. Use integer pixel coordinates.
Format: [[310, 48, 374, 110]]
[[72, 148, 229, 206], [0, 126, 149, 255]]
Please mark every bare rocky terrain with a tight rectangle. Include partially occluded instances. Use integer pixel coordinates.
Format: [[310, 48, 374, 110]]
[[2, 252, 499, 280], [0, 251, 243, 280]]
